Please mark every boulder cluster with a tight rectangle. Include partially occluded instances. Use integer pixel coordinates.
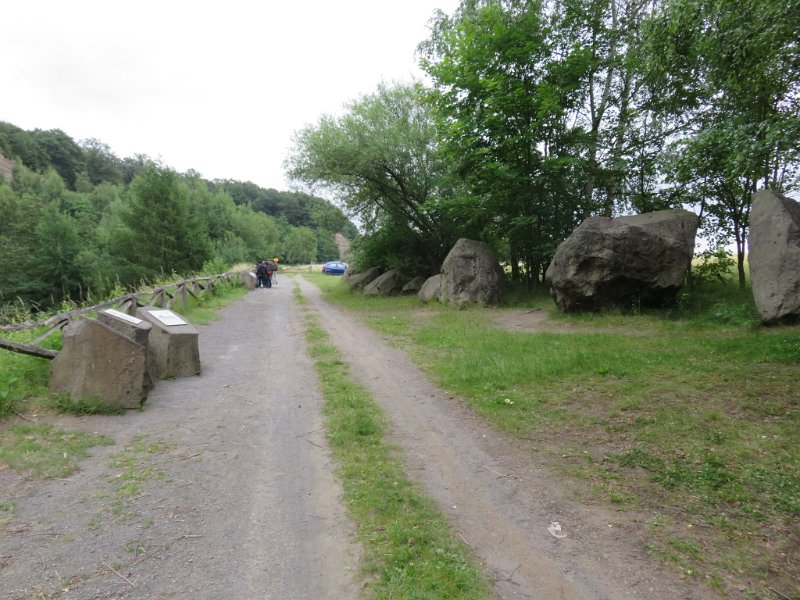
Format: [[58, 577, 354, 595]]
[[346, 191, 800, 324], [345, 238, 506, 306]]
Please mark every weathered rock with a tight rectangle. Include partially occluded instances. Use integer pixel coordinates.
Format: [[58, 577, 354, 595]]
[[240, 270, 257, 290], [439, 239, 505, 305], [546, 209, 699, 312], [364, 269, 405, 296], [136, 307, 201, 378], [418, 274, 442, 303], [402, 275, 427, 295], [346, 267, 382, 290], [98, 309, 158, 386], [49, 318, 152, 409], [748, 190, 800, 323]]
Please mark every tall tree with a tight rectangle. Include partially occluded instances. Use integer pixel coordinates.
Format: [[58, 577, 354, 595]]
[[109, 164, 211, 282], [80, 138, 124, 185], [553, 0, 661, 216], [420, 0, 590, 284], [286, 83, 457, 272], [283, 226, 317, 264], [645, 0, 800, 287]]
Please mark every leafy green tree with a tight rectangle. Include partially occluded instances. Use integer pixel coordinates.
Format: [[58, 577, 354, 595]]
[[0, 176, 47, 304], [552, 0, 662, 216], [286, 82, 458, 272], [645, 0, 800, 287], [421, 0, 590, 284], [35, 206, 84, 302], [80, 138, 124, 185], [30, 129, 85, 190], [314, 229, 340, 262], [109, 164, 211, 283], [283, 226, 317, 264]]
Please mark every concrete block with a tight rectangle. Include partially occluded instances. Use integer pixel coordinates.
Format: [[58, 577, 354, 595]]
[[136, 307, 201, 378], [49, 318, 153, 409], [241, 271, 257, 290]]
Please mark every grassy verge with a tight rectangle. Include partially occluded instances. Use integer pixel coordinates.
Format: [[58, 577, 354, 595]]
[[293, 281, 490, 599], [307, 274, 800, 599]]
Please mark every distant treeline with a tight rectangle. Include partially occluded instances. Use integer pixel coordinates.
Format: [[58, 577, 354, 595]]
[[0, 121, 358, 315]]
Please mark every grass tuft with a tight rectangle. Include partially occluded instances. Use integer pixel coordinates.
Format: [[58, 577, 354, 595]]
[[0, 423, 114, 478]]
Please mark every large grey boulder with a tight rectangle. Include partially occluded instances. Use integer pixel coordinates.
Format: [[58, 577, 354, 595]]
[[748, 190, 800, 323], [364, 269, 405, 296], [546, 209, 699, 312], [418, 274, 442, 303], [439, 239, 505, 305], [402, 275, 427, 295], [49, 318, 153, 409], [136, 307, 201, 379], [346, 267, 382, 290]]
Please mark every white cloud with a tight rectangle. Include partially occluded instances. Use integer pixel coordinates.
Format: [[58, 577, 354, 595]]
[[1, 0, 460, 190]]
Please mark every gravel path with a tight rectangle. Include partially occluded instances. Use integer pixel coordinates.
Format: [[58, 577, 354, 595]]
[[0, 282, 359, 599]]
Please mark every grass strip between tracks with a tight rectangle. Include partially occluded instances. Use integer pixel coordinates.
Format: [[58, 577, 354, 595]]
[[293, 283, 491, 599]]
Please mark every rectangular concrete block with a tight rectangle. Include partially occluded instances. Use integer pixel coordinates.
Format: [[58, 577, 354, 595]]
[[135, 307, 201, 379], [241, 271, 257, 290], [49, 318, 153, 409]]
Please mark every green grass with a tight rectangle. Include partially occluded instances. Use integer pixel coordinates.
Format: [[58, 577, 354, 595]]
[[309, 275, 800, 599], [0, 423, 114, 478], [295, 280, 491, 599]]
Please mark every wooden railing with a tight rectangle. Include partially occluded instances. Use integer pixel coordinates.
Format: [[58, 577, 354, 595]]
[[0, 272, 241, 360]]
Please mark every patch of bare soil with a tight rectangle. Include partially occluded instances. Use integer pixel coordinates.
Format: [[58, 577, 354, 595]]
[[2, 280, 719, 600], [491, 308, 650, 336]]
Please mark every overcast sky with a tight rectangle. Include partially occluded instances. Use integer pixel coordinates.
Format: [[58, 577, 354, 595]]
[[2, 0, 461, 191]]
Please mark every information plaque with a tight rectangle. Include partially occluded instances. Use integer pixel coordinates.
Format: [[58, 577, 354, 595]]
[[104, 308, 144, 325], [149, 310, 188, 326]]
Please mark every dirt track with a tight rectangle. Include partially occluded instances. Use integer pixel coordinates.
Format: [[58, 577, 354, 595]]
[[0, 277, 717, 599]]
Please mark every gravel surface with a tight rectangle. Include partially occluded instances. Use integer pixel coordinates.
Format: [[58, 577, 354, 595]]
[[0, 277, 717, 599]]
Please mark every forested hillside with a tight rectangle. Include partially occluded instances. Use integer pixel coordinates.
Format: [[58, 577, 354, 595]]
[[0, 121, 357, 316]]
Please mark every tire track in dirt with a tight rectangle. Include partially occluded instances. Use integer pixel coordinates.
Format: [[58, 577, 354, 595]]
[[298, 276, 716, 600]]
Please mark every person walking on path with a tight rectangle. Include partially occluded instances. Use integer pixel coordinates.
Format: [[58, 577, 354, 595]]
[[255, 260, 268, 288]]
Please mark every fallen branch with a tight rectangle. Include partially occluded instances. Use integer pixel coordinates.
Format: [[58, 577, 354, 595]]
[[178, 452, 203, 460], [296, 426, 326, 438], [103, 562, 136, 588], [769, 588, 792, 600]]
